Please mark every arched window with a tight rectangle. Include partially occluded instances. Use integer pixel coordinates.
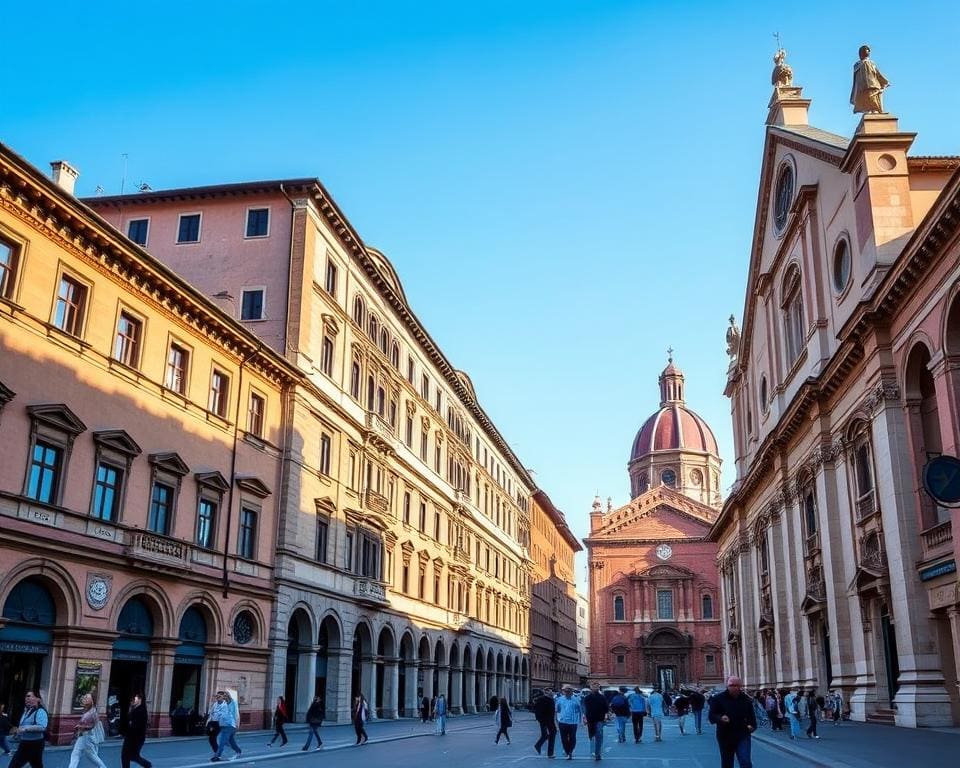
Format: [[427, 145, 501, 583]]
[[353, 296, 365, 327], [773, 162, 795, 233], [701, 594, 714, 619], [390, 342, 400, 369], [379, 328, 389, 355], [759, 375, 769, 412], [905, 343, 947, 526], [781, 265, 805, 366], [350, 360, 361, 400], [613, 595, 625, 622], [832, 237, 851, 293], [368, 315, 379, 343], [849, 421, 877, 521], [366, 375, 376, 411]]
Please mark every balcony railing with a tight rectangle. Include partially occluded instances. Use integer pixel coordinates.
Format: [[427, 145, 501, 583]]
[[125, 531, 189, 570], [365, 412, 398, 448], [920, 520, 953, 561], [856, 490, 877, 522], [354, 578, 389, 604], [364, 489, 388, 515]]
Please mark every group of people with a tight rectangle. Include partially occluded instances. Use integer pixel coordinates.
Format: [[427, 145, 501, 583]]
[[418, 692, 448, 735], [757, 687, 845, 740]]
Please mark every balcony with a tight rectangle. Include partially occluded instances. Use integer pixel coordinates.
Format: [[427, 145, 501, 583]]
[[365, 412, 399, 450], [920, 520, 953, 562], [125, 531, 189, 571], [364, 489, 388, 515], [856, 490, 878, 522], [354, 578, 389, 606]]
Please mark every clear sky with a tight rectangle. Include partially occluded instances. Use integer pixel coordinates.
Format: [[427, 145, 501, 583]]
[[4, 1, 958, 585]]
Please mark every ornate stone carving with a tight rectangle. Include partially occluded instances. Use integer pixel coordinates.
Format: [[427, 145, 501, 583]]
[[851, 45, 890, 115], [863, 380, 901, 415], [726, 315, 741, 370], [772, 48, 794, 88]]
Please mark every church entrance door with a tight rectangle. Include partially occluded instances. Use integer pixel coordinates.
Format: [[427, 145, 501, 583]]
[[656, 665, 676, 692]]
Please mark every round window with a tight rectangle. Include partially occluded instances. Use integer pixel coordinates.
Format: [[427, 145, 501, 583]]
[[661, 469, 677, 487], [774, 164, 795, 233], [833, 238, 851, 293], [690, 469, 703, 486], [233, 611, 254, 645]]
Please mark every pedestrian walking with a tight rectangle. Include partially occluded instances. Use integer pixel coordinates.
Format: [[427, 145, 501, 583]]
[[626, 686, 647, 743], [302, 696, 324, 751], [831, 690, 844, 724], [353, 694, 369, 745], [434, 694, 447, 735], [708, 676, 756, 768], [647, 688, 666, 742], [205, 692, 225, 756], [533, 688, 557, 757], [582, 681, 610, 761], [674, 691, 690, 735], [805, 690, 820, 739], [8, 691, 46, 768], [783, 688, 802, 740], [609, 687, 630, 744], [420, 693, 431, 724], [120, 694, 152, 768], [556, 685, 583, 760], [0, 703, 11, 756], [210, 690, 241, 762], [689, 688, 706, 735], [267, 696, 288, 747], [494, 697, 512, 744], [67, 693, 107, 768]]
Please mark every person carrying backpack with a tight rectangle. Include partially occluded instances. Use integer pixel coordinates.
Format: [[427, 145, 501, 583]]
[[610, 687, 630, 744]]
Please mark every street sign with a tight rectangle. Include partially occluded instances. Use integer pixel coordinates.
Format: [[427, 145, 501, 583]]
[[922, 455, 960, 507]]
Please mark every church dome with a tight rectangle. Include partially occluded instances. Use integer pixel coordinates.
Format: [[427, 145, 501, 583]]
[[629, 358, 719, 462]]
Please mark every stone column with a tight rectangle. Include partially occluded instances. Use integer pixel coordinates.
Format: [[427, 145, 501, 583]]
[[362, 654, 377, 721], [477, 670, 487, 711], [450, 666, 463, 713], [464, 668, 476, 712], [948, 608, 960, 708], [736, 536, 760, 684], [437, 665, 450, 705], [295, 645, 319, 722], [149, 639, 178, 737], [325, 647, 351, 723], [381, 657, 400, 719], [872, 390, 952, 726], [404, 661, 420, 717], [421, 662, 435, 700]]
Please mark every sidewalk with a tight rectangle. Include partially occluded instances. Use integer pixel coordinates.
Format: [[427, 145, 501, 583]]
[[752, 719, 960, 768], [32, 713, 495, 768]]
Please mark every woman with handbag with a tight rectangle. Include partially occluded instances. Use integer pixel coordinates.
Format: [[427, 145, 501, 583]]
[[68, 693, 108, 768], [267, 696, 288, 747]]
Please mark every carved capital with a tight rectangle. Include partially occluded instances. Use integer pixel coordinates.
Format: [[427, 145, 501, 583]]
[[864, 379, 901, 416]]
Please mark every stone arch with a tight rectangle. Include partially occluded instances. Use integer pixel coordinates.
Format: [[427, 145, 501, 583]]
[[462, 642, 473, 669], [449, 641, 460, 668], [351, 619, 375, 702], [904, 339, 946, 528], [110, 581, 173, 638], [418, 634, 432, 662], [945, 285, 960, 356], [496, 651, 504, 674], [475, 645, 485, 671], [433, 636, 446, 667], [173, 592, 224, 645], [318, 610, 344, 648], [287, 605, 314, 646], [314, 611, 344, 723], [0, 558, 81, 627], [226, 600, 266, 646], [399, 629, 416, 661]]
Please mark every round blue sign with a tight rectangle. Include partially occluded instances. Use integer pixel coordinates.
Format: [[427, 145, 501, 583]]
[[922, 455, 960, 507]]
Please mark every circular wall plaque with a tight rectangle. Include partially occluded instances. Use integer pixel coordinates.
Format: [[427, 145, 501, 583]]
[[656, 543, 673, 561]]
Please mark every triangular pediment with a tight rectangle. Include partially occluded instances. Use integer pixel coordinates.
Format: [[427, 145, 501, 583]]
[[235, 475, 271, 498], [27, 403, 86, 435], [639, 563, 696, 580], [589, 487, 714, 541], [194, 471, 230, 492], [847, 563, 886, 594], [149, 452, 190, 476], [0, 381, 15, 406], [93, 429, 142, 457]]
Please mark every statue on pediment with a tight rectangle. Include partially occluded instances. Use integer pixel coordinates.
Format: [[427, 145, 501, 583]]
[[772, 48, 793, 88], [851, 45, 890, 114], [725, 315, 741, 366]]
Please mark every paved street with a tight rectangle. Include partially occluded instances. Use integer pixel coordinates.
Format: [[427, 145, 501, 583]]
[[22, 712, 824, 768]]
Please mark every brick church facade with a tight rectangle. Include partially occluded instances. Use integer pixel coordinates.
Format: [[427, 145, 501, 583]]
[[585, 360, 723, 690]]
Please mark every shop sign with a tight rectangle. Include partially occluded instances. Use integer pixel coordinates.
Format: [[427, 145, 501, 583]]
[[72, 660, 102, 711], [920, 560, 957, 582], [0, 641, 49, 654]]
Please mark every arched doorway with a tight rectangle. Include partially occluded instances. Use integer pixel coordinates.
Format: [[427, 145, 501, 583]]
[[285, 608, 312, 721], [170, 606, 208, 733], [316, 615, 342, 720], [351, 623, 374, 710], [433, 638, 445, 703], [376, 626, 396, 718], [905, 343, 948, 526], [474, 647, 485, 711], [418, 635, 432, 703], [398, 632, 416, 716], [641, 627, 691, 693], [109, 597, 154, 735], [0, 578, 56, 718]]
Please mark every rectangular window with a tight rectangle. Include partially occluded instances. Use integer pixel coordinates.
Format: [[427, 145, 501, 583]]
[[360, 533, 380, 578], [434, 573, 441, 605], [197, 498, 217, 548], [92, 463, 122, 521], [26, 440, 61, 504], [345, 531, 354, 571], [127, 218, 149, 245], [319, 433, 332, 475], [403, 492, 411, 525], [53, 274, 88, 337], [420, 431, 428, 462], [320, 336, 334, 376], [316, 515, 329, 563], [238, 507, 257, 559], [148, 482, 173, 534], [705, 654, 717, 674], [240, 289, 265, 321], [245, 208, 269, 238], [113, 311, 143, 368], [405, 415, 413, 447], [325, 260, 338, 296], [0, 237, 21, 299], [402, 563, 410, 593], [247, 392, 265, 437], [421, 373, 429, 400], [434, 443, 441, 473], [209, 370, 230, 417], [165, 343, 190, 394], [407, 356, 415, 384], [434, 509, 441, 539], [435, 389, 442, 412], [657, 589, 674, 620], [177, 213, 201, 243], [419, 501, 427, 531]]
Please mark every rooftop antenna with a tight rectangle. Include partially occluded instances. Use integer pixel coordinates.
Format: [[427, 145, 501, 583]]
[[94, 185, 104, 196], [773, 31, 783, 51], [120, 153, 128, 195]]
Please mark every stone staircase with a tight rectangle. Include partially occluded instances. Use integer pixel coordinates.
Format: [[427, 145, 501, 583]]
[[866, 707, 897, 725]]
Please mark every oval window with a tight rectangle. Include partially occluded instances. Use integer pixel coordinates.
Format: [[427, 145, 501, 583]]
[[661, 468, 677, 487], [833, 238, 851, 293], [774, 164, 794, 233]]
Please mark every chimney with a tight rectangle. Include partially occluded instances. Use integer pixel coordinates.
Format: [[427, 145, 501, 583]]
[[50, 160, 79, 195]]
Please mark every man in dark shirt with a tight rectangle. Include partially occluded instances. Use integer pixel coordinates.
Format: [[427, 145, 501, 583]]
[[121, 694, 152, 768], [582, 682, 610, 762], [689, 688, 706, 735], [708, 676, 757, 768], [533, 689, 557, 757]]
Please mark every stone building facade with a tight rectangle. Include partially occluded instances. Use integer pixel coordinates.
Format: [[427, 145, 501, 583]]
[[585, 363, 723, 690], [88, 177, 534, 722], [529, 489, 581, 693], [713, 58, 960, 727], [0, 145, 299, 740]]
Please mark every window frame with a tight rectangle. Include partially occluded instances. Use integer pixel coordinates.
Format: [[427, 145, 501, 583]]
[[781, 265, 806, 367], [126, 217, 150, 246], [146, 452, 188, 537], [0, 230, 25, 302], [148, 480, 175, 535], [319, 432, 332, 476], [832, 236, 852, 295], [244, 207, 271, 239], [324, 259, 338, 297], [23, 405, 85, 508], [176, 212, 202, 244], [656, 588, 674, 620], [240, 287, 266, 321], [91, 460, 124, 522], [51, 269, 91, 338], [208, 368, 231, 418], [164, 339, 192, 396], [613, 594, 625, 622], [113, 306, 145, 369], [316, 513, 329, 563], [26, 440, 63, 505], [247, 390, 266, 438], [702, 593, 714, 620], [237, 505, 259, 560]]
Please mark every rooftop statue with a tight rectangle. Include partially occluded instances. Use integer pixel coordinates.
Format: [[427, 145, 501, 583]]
[[772, 48, 793, 88], [851, 45, 890, 114], [726, 315, 741, 362]]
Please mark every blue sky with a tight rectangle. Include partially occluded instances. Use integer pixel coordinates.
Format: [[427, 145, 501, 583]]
[[4, 1, 958, 582]]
